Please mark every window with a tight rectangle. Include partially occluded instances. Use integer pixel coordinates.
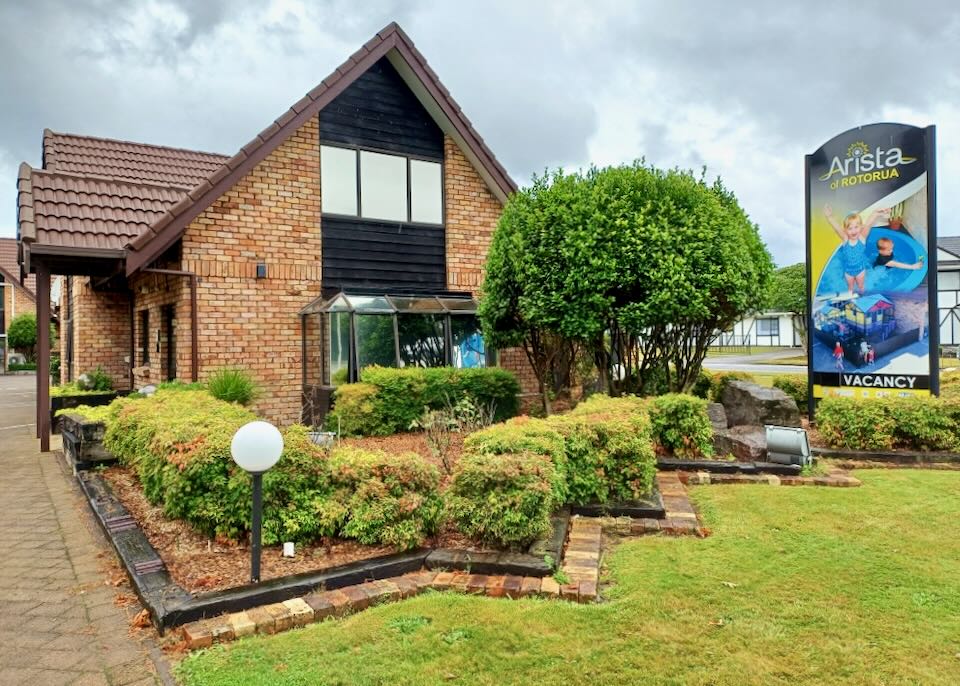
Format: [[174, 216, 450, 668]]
[[756, 317, 779, 337], [321, 145, 443, 224], [139, 310, 150, 364], [940, 270, 960, 291], [451, 315, 486, 368], [410, 159, 443, 224], [320, 146, 358, 215]]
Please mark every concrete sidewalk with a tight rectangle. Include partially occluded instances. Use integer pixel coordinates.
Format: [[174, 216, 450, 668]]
[[0, 375, 171, 686]]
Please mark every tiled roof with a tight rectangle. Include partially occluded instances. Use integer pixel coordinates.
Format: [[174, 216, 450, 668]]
[[0, 237, 35, 296], [939, 236, 960, 259], [19, 164, 187, 251], [43, 130, 227, 189]]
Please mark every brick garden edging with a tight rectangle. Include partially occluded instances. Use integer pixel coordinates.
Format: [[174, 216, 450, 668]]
[[674, 469, 861, 488], [179, 472, 708, 650]]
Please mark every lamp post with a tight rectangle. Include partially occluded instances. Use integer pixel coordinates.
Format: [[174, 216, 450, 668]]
[[231, 420, 284, 583]]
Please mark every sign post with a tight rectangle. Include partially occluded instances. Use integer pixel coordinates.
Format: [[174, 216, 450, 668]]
[[805, 123, 937, 417]]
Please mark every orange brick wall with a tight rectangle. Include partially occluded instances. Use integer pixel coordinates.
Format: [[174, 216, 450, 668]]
[[2, 281, 35, 333], [179, 117, 322, 424], [443, 135, 537, 394], [444, 136, 503, 293], [130, 270, 190, 387], [61, 276, 131, 390]]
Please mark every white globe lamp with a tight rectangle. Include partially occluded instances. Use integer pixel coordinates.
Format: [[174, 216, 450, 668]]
[[231, 421, 284, 583]]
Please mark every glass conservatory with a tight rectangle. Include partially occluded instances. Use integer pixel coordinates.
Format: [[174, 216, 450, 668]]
[[299, 292, 487, 423]]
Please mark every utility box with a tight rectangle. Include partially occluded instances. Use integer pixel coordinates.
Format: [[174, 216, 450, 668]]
[[765, 425, 811, 466]]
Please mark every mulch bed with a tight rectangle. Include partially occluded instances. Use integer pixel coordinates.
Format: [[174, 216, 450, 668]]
[[101, 466, 494, 595]]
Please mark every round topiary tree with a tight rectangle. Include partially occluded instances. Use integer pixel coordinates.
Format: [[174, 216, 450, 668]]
[[7, 313, 38, 362]]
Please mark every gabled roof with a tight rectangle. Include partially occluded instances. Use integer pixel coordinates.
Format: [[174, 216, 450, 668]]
[[124, 21, 516, 275], [0, 237, 36, 298]]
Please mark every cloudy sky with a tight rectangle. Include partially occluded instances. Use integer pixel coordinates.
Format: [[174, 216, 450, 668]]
[[2, 0, 959, 265]]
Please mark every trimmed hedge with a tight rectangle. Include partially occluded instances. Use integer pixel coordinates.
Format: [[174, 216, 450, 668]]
[[328, 447, 443, 550], [773, 374, 808, 413], [816, 395, 960, 451], [328, 366, 520, 436], [648, 393, 713, 457], [548, 402, 656, 505], [101, 388, 444, 548], [447, 450, 561, 548]]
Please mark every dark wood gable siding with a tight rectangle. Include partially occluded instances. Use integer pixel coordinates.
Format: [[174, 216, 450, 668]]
[[319, 57, 446, 292], [319, 57, 444, 159]]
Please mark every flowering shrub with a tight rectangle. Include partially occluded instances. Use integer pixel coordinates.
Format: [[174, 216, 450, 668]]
[[816, 395, 960, 451]]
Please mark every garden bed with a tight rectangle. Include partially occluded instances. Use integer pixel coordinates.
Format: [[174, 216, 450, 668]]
[[101, 465, 499, 594]]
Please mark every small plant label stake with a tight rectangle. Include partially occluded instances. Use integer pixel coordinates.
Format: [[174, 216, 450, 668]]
[[231, 421, 284, 583]]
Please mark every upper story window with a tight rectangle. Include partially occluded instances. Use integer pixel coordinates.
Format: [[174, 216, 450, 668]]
[[321, 145, 443, 225]]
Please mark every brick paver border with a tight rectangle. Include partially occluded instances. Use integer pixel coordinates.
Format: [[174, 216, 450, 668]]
[[178, 472, 707, 650]]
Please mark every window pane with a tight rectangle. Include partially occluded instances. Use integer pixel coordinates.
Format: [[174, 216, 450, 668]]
[[329, 312, 351, 385], [756, 318, 779, 336], [398, 314, 446, 368], [320, 146, 358, 215], [438, 297, 477, 312], [410, 159, 442, 224], [451, 315, 486, 368], [360, 151, 407, 221], [356, 314, 396, 370], [940, 270, 960, 291]]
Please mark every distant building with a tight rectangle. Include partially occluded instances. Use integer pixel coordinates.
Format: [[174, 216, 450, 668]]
[[0, 237, 37, 368]]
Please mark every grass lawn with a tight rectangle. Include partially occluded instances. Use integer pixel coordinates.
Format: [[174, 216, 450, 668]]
[[176, 469, 960, 685]]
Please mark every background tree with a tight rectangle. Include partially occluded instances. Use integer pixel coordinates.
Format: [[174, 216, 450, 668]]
[[7, 313, 39, 362], [767, 263, 808, 349]]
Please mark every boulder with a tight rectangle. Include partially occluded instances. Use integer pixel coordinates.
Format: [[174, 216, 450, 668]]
[[720, 381, 801, 428], [706, 402, 728, 431], [713, 425, 767, 461]]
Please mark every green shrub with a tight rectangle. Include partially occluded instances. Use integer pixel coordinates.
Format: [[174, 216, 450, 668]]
[[50, 355, 61, 380], [8, 362, 36, 371], [206, 367, 257, 405], [326, 383, 384, 435], [55, 403, 112, 422], [464, 417, 569, 503], [648, 393, 713, 457], [773, 374, 808, 413], [548, 396, 656, 504], [103, 389, 335, 543], [329, 366, 520, 436], [886, 397, 960, 451], [78, 366, 113, 391], [328, 447, 442, 550], [815, 397, 896, 450], [51, 382, 116, 398], [447, 450, 562, 547]]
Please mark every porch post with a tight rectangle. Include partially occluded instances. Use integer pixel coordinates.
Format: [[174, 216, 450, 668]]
[[36, 262, 51, 452]]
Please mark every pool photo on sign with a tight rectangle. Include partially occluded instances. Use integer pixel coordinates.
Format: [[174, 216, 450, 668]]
[[806, 123, 937, 399]]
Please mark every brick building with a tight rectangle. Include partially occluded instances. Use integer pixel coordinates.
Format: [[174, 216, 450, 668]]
[[17, 23, 534, 449], [0, 237, 38, 369]]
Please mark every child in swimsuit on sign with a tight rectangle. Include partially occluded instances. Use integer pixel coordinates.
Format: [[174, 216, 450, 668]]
[[874, 237, 924, 270], [824, 205, 890, 294]]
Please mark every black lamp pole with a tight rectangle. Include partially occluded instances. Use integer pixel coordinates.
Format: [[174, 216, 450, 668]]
[[251, 472, 263, 583]]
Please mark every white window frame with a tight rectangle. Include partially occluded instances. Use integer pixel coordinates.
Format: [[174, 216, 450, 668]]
[[320, 144, 444, 226]]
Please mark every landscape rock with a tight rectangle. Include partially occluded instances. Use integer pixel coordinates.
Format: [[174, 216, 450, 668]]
[[720, 381, 801, 428], [713, 425, 767, 461], [706, 403, 728, 431]]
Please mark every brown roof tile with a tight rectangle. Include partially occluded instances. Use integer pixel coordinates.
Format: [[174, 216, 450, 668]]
[[0, 238, 35, 296], [43, 130, 227, 189], [25, 168, 186, 251]]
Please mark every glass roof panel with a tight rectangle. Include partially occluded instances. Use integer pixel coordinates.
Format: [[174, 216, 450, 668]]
[[346, 295, 395, 313], [388, 295, 446, 313], [326, 293, 352, 312], [438, 297, 477, 313]]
